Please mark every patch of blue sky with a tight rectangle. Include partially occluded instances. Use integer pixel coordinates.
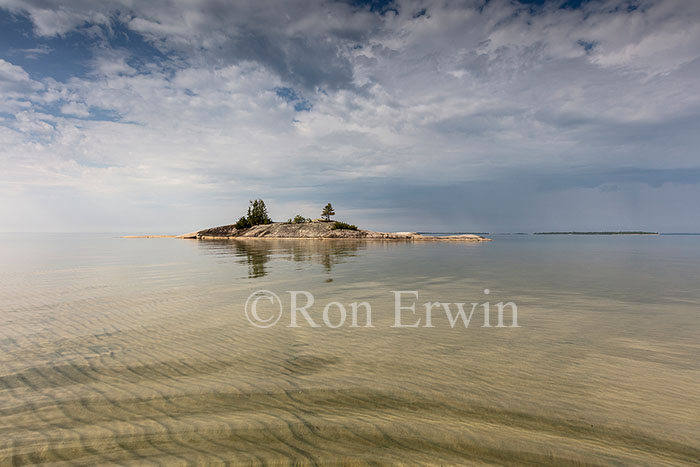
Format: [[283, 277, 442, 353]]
[[100, 19, 175, 73], [577, 39, 596, 53], [516, 0, 641, 12], [344, 0, 398, 15], [275, 87, 312, 112], [0, 10, 92, 81], [0, 9, 173, 82], [28, 100, 123, 123]]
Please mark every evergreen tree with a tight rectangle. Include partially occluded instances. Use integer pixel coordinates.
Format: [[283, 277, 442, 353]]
[[246, 199, 272, 226], [322, 203, 335, 221]]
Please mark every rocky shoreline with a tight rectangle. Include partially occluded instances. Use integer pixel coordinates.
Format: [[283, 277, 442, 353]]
[[174, 222, 491, 242]]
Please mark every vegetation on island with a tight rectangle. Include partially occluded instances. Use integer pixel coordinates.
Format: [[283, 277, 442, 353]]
[[234, 199, 272, 229], [233, 200, 358, 231], [286, 214, 312, 224], [331, 221, 357, 231]]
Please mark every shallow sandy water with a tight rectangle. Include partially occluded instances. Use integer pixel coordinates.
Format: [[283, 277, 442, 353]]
[[1, 234, 699, 465]]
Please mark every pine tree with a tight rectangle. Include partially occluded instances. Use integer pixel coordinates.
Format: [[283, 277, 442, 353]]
[[246, 199, 272, 226], [322, 203, 335, 221]]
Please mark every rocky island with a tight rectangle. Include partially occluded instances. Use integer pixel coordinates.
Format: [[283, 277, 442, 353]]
[[127, 200, 491, 242], [180, 221, 491, 242]]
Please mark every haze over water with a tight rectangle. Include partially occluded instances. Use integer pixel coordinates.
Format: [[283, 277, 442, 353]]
[[1, 233, 699, 465]]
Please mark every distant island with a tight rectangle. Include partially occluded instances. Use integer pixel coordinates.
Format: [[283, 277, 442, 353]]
[[126, 200, 491, 242], [534, 231, 659, 235]]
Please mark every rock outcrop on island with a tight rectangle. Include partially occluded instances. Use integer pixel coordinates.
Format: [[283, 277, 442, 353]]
[[179, 222, 491, 242]]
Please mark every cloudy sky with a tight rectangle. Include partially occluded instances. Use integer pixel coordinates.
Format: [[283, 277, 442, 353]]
[[1, 0, 699, 233]]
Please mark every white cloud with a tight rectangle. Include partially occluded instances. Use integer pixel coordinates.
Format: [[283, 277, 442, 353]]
[[0, 58, 43, 93], [13, 45, 52, 59], [91, 51, 138, 77], [60, 101, 90, 117]]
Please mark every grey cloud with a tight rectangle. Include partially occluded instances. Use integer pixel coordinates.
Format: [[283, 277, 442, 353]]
[[1, 0, 384, 90], [535, 167, 700, 191], [216, 33, 355, 91], [121, 0, 384, 90], [305, 167, 700, 232]]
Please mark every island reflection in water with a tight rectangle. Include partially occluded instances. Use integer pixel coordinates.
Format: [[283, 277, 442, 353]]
[[197, 238, 367, 278]]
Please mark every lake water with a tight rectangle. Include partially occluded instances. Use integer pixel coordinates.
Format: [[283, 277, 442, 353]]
[[1, 233, 699, 465]]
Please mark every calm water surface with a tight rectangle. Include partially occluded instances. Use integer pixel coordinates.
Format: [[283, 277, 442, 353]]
[[1, 233, 699, 465]]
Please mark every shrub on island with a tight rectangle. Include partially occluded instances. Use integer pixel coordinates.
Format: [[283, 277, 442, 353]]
[[287, 215, 309, 224], [331, 221, 358, 231], [234, 216, 251, 229]]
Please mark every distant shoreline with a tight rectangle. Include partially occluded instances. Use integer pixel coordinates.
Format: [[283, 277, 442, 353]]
[[533, 231, 659, 235]]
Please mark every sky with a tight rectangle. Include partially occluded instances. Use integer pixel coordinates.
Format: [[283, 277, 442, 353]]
[[1, 0, 699, 233]]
